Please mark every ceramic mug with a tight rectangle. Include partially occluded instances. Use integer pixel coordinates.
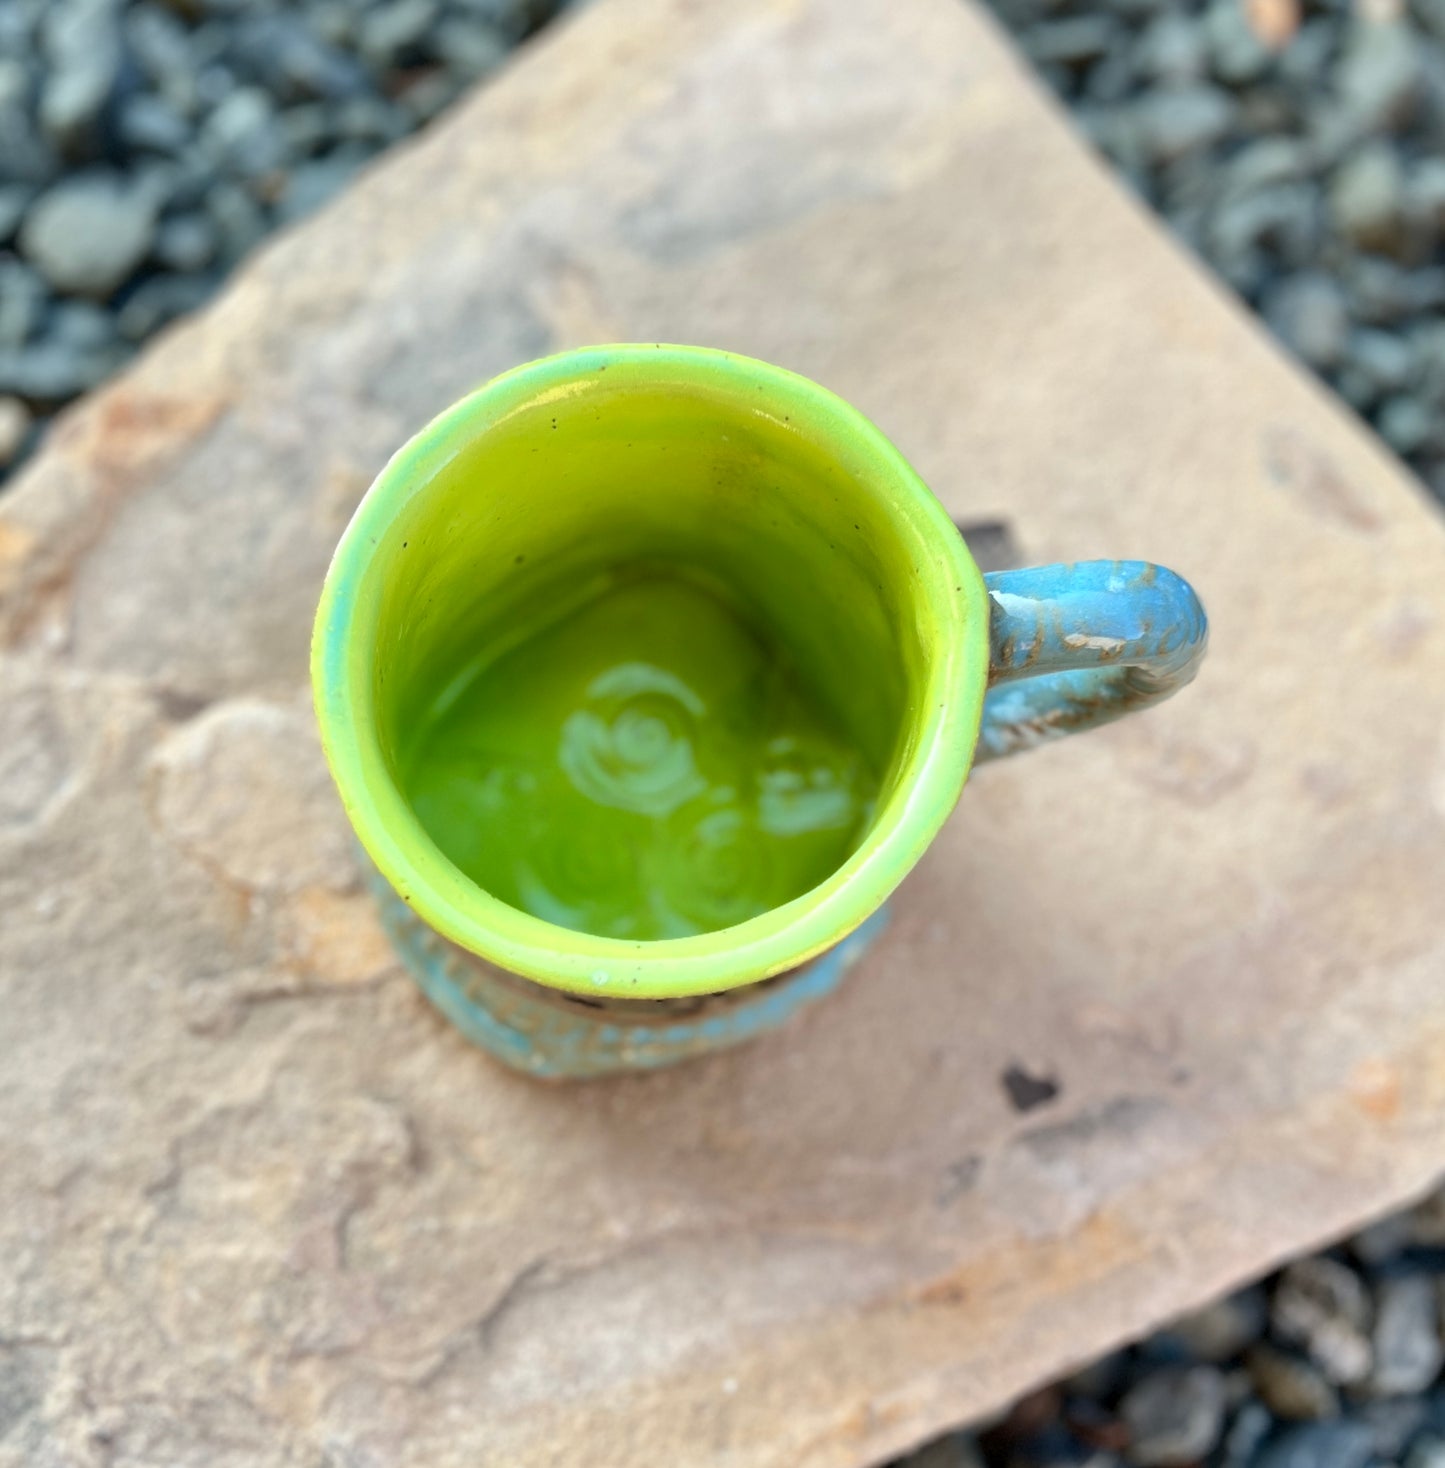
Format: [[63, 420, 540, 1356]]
[[313, 345, 1206, 1078]]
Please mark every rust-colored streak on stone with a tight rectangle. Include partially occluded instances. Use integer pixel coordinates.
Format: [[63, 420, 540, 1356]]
[[911, 1212, 1143, 1312], [0, 387, 226, 648], [1349, 1059, 1402, 1122], [82, 389, 228, 488]]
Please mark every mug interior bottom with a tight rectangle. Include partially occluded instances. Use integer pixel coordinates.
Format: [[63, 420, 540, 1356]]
[[400, 560, 880, 942]]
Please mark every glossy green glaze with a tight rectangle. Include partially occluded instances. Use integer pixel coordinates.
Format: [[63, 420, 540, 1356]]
[[404, 568, 877, 941], [312, 345, 989, 999]]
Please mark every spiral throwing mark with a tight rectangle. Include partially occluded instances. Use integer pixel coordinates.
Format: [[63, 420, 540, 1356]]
[[559, 662, 708, 817], [514, 798, 643, 937], [653, 800, 774, 934], [757, 734, 862, 836]]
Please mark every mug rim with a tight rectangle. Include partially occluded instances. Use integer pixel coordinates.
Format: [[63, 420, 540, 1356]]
[[312, 344, 989, 999]]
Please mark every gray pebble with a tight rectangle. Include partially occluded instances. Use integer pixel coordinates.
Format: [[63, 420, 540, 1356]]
[[195, 62, 239, 112], [0, 1, 36, 52], [1348, 329, 1416, 394], [125, 5, 197, 104], [1338, 21, 1422, 138], [205, 182, 267, 264], [1205, 0, 1271, 86], [38, 0, 124, 157], [1271, 1258, 1374, 1386], [0, 62, 61, 187], [1222, 1367, 1255, 1410], [398, 69, 464, 123], [1255, 1422, 1376, 1468], [1246, 1343, 1341, 1420], [19, 173, 158, 298], [1278, 18, 1338, 89], [115, 274, 218, 342], [1407, 159, 1445, 242], [1407, 1434, 1445, 1468], [1237, 84, 1296, 139], [1331, 144, 1408, 254], [130, 150, 211, 214], [0, 57, 32, 114], [276, 151, 367, 223], [1344, 257, 1422, 326], [1220, 139, 1312, 200], [1078, 106, 1148, 177], [1414, 324, 1445, 407], [1168, 1288, 1270, 1363], [359, 0, 441, 68], [1210, 182, 1320, 272], [200, 87, 288, 179], [1083, 52, 1138, 106], [50, 300, 119, 352], [1135, 84, 1235, 166], [1378, 395, 1435, 455], [1160, 155, 1215, 212], [433, 16, 512, 79], [1420, 0, 1445, 45], [333, 95, 409, 147], [1263, 272, 1349, 369], [0, 339, 129, 401], [229, 14, 368, 103], [1335, 366, 1380, 412], [118, 93, 193, 155], [155, 213, 218, 273], [0, 262, 46, 350], [0, 395, 32, 469], [279, 102, 335, 157], [306, 2, 357, 47], [1357, 1396, 1430, 1458], [448, 0, 531, 34], [1222, 1401, 1273, 1468], [1135, 14, 1208, 83], [1122, 1366, 1227, 1466]]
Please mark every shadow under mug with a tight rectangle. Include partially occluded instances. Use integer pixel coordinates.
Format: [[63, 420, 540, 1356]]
[[312, 345, 1207, 1079]]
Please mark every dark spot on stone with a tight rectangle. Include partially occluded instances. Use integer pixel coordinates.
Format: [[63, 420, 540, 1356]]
[[1003, 1062, 1060, 1112], [152, 687, 215, 723]]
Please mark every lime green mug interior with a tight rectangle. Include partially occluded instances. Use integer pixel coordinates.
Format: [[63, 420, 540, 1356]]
[[312, 346, 989, 998]]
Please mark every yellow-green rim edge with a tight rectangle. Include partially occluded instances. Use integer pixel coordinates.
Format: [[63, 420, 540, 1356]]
[[311, 344, 989, 998]]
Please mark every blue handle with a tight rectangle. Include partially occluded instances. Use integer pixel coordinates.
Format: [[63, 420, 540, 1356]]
[[977, 561, 1208, 762]]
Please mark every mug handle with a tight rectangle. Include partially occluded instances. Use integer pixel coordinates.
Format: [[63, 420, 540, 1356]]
[[976, 561, 1208, 762]]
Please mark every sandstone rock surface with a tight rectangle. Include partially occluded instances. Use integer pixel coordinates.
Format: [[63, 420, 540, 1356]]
[[4, 0, 1445, 1464]]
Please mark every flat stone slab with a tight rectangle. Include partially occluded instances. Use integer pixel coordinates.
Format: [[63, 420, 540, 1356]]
[[4, 0, 1445, 1463]]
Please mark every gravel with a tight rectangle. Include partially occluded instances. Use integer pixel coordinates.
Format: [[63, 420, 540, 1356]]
[[18, 172, 158, 297], [0, 0, 572, 485], [1271, 1258, 1374, 1385], [1246, 1342, 1341, 1420], [1122, 1366, 1228, 1465], [894, 1182, 1445, 1468], [983, 0, 1445, 502]]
